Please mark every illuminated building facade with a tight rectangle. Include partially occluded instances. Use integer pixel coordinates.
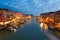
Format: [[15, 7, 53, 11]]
[[40, 11, 60, 23]]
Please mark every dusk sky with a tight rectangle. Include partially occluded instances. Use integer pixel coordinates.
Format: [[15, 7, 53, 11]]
[[0, 0, 60, 16]]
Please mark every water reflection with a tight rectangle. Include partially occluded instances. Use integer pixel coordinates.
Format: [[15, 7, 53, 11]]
[[39, 22, 48, 32], [12, 19, 32, 32], [0, 18, 60, 40], [19, 24, 25, 29], [39, 22, 60, 40], [15, 18, 50, 40], [51, 30, 60, 39], [25, 19, 32, 23]]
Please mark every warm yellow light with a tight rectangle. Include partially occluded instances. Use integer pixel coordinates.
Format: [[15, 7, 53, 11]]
[[4, 21, 10, 24], [40, 23, 48, 31], [0, 22, 4, 25], [55, 23, 60, 29]]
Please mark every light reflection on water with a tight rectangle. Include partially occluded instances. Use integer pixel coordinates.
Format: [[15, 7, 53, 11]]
[[39, 22, 60, 40], [39, 23, 48, 32], [0, 19, 60, 40]]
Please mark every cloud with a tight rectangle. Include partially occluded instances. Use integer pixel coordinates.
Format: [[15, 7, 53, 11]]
[[0, 0, 60, 15]]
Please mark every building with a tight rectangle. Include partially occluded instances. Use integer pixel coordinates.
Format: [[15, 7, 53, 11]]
[[13, 12, 25, 20], [40, 11, 60, 23], [0, 8, 25, 30], [0, 9, 8, 22], [25, 14, 33, 19], [0, 9, 14, 22], [40, 10, 60, 30]]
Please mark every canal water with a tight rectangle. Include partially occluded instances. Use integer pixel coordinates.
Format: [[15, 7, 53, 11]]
[[0, 19, 59, 40]]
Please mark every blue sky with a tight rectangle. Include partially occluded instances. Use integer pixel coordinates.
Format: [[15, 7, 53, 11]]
[[0, 0, 60, 16]]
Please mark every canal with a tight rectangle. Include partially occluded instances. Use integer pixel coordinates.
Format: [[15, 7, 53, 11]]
[[0, 19, 59, 40]]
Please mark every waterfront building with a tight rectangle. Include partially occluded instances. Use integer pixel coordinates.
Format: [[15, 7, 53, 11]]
[[13, 12, 25, 20], [25, 14, 33, 19], [40, 10, 60, 30]]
